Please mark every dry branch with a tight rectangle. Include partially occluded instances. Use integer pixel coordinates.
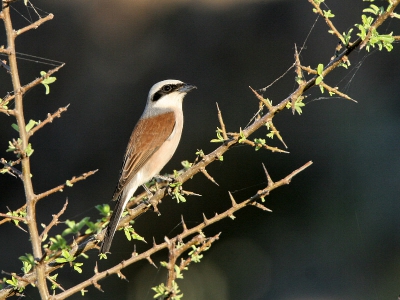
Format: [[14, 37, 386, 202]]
[[29, 104, 70, 137], [33, 170, 98, 203]]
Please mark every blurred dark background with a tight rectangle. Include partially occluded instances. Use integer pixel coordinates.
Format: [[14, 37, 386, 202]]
[[1, 0, 400, 299]]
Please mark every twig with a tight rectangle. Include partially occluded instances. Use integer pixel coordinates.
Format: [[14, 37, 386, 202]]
[[0, 108, 14, 115], [1, 161, 312, 299], [15, 14, 54, 36], [33, 170, 98, 203], [200, 167, 219, 186], [319, 82, 357, 103], [249, 86, 274, 111], [216, 103, 228, 140], [294, 45, 305, 85], [359, 0, 400, 50], [49, 161, 312, 300], [0, 204, 26, 226], [308, 0, 344, 43], [29, 104, 70, 137], [39, 199, 68, 241], [238, 138, 289, 154], [0, 212, 26, 222], [2, 4, 50, 298], [268, 120, 288, 149], [21, 63, 65, 96], [300, 65, 317, 75]]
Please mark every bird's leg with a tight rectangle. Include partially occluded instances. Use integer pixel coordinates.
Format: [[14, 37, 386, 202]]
[[154, 174, 174, 183], [142, 184, 153, 199]]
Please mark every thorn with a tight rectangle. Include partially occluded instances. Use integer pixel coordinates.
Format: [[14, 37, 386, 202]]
[[228, 191, 238, 207], [251, 202, 273, 212], [216, 102, 228, 140], [146, 256, 157, 268], [93, 280, 104, 292], [151, 200, 161, 216], [181, 215, 187, 232], [177, 235, 184, 243], [117, 271, 128, 282], [182, 190, 202, 197], [94, 262, 99, 274], [200, 168, 219, 186], [132, 244, 138, 257], [153, 237, 157, 247], [249, 86, 273, 110], [202, 213, 208, 225], [164, 236, 171, 245], [262, 163, 274, 186]]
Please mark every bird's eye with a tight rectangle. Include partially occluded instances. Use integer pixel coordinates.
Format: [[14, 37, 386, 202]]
[[162, 84, 175, 93]]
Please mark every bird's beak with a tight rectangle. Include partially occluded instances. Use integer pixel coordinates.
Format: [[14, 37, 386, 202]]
[[179, 83, 197, 93]]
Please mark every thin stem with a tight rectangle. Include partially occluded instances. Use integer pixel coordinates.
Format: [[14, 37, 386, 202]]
[[2, 5, 49, 299]]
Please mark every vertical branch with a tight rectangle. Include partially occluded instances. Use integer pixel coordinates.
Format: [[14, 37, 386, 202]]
[[1, 4, 49, 299]]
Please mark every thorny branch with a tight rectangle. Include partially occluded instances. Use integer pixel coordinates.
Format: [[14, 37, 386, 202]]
[[28, 104, 70, 137], [1, 0, 399, 299], [33, 170, 99, 203], [39, 199, 69, 242], [0, 161, 311, 300]]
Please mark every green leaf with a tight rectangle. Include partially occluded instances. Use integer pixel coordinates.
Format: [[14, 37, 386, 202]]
[[238, 128, 246, 143], [174, 265, 183, 279], [73, 262, 83, 273], [195, 149, 204, 157], [317, 64, 324, 75], [181, 160, 192, 169], [25, 143, 34, 157], [124, 226, 132, 241], [48, 234, 68, 251], [392, 12, 400, 19], [81, 289, 88, 296], [40, 71, 57, 95], [323, 10, 335, 18], [254, 138, 266, 151], [11, 123, 19, 132], [95, 204, 110, 217], [49, 274, 59, 290], [25, 119, 38, 132]]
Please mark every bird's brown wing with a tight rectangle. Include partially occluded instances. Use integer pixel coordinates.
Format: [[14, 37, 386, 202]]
[[112, 111, 176, 200]]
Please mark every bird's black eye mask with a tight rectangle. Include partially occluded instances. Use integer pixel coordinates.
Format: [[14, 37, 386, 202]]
[[152, 83, 184, 101]]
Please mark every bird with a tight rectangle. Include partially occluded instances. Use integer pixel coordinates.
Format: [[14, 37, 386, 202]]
[[100, 79, 196, 254]]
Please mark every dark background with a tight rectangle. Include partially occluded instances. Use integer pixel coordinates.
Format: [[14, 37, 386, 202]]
[[1, 0, 400, 299]]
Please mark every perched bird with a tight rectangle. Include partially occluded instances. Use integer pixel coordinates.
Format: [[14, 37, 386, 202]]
[[100, 79, 196, 254]]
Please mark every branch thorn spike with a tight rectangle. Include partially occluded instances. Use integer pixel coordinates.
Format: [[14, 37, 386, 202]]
[[181, 215, 187, 232], [228, 191, 237, 207], [262, 163, 274, 186], [202, 213, 208, 224], [146, 256, 157, 268]]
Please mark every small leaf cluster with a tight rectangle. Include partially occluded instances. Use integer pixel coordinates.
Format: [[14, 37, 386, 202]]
[[169, 182, 186, 203], [55, 250, 83, 273], [5, 276, 25, 293], [40, 71, 57, 95], [6, 138, 34, 158], [123, 223, 145, 242], [19, 253, 35, 274], [152, 281, 183, 300], [286, 97, 305, 115], [356, 3, 395, 52], [210, 127, 225, 143], [11, 119, 38, 133]]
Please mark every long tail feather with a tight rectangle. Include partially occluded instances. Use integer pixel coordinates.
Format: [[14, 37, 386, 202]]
[[100, 192, 133, 253]]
